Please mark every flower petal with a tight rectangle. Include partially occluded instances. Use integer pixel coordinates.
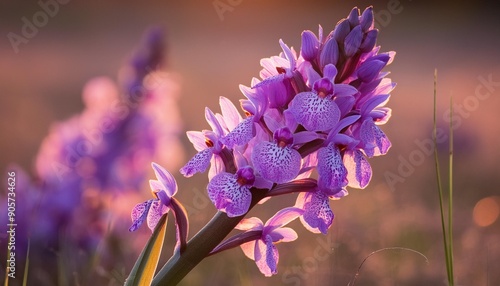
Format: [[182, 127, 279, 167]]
[[265, 207, 303, 232], [146, 199, 168, 232], [152, 162, 177, 197], [317, 144, 348, 194], [208, 154, 225, 180], [360, 119, 391, 157], [220, 117, 255, 149], [344, 149, 372, 189], [296, 191, 334, 234], [288, 91, 340, 132], [186, 131, 207, 152], [205, 107, 224, 136], [268, 227, 298, 243], [207, 172, 252, 217], [180, 148, 213, 177], [149, 179, 163, 193], [129, 199, 154, 232], [240, 241, 257, 260], [236, 217, 264, 231], [251, 141, 301, 184], [219, 96, 242, 131], [255, 236, 279, 277]]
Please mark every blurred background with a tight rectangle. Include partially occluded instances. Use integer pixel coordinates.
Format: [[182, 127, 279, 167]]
[[1, 0, 500, 285]]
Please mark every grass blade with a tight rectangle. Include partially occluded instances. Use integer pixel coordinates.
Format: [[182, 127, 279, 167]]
[[433, 70, 454, 285], [348, 247, 429, 286], [125, 213, 168, 286], [447, 96, 455, 285], [22, 239, 30, 286]]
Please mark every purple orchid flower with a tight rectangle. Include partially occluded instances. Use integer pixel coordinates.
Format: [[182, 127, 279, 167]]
[[295, 190, 334, 234], [288, 64, 358, 132], [218, 96, 256, 149], [180, 107, 225, 178], [236, 207, 303, 276], [251, 127, 302, 184], [130, 162, 178, 232], [207, 166, 255, 217], [154, 6, 396, 281], [130, 162, 189, 251]]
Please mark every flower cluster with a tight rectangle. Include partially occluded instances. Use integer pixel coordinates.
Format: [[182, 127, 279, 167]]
[[131, 6, 395, 278]]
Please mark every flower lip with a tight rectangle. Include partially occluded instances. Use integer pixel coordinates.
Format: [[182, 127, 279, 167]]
[[273, 127, 294, 148]]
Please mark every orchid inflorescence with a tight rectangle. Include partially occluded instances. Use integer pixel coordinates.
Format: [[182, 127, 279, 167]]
[[129, 6, 395, 279]]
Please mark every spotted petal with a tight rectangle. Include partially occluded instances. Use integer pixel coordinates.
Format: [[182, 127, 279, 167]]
[[360, 118, 391, 157], [317, 144, 348, 195], [129, 199, 154, 232], [255, 235, 279, 277], [220, 117, 255, 148], [296, 191, 334, 234], [180, 148, 213, 177], [146, 199, 168, 232], [288, 91, 340, 132], [207, 172, 252, 217], [251, 142, 301, 184], [344, 149, 372, 189]]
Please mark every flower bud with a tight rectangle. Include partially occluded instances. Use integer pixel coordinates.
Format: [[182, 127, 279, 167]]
[[360, 6, 374, 32], [347, 7, 360, 27], [344, 26, 362, 57], [333, 19, 350, 43], [301, 30, 319, 61], [319, 38, 339, 67], [359, 29, 378, 53]]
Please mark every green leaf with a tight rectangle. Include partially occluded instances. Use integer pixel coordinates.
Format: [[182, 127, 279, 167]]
[[125, 213, 168, 286]]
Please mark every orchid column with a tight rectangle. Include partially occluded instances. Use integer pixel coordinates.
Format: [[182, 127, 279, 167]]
[[128, 6, 396, 285]]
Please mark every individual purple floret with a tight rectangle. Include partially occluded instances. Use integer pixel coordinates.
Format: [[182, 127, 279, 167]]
[[0, 27, 186, 284], [251, 127, 301, 184], [130, 163, 178, 232], [235, 207, 303, 276], [207, 166, 255, 217]]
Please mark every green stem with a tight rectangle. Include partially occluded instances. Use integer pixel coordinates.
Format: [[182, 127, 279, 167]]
[[151, 188, 268, 285], [448, 96, 454, 285], [433, 70, 451, 285]]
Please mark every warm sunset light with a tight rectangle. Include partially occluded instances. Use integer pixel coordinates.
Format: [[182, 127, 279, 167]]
[[473, 197, 500, 227]]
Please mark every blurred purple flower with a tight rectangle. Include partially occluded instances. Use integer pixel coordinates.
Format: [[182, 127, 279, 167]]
[[1, 27, 185, 283]]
